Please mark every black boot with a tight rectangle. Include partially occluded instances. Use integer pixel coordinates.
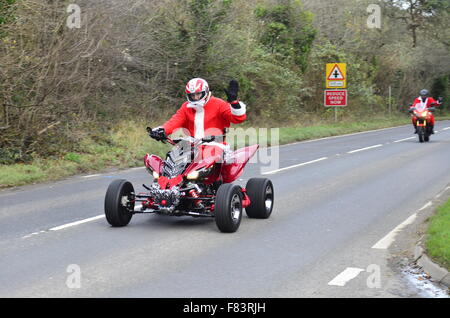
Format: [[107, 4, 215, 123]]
[[430, 125, 435, 134], [414, 125, 417, 134]]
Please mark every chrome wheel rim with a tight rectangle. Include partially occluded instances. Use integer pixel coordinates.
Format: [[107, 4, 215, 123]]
[[265, 185, 273, 211], [230, 193, 241, 221]]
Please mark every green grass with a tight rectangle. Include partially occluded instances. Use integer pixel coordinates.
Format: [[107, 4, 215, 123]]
[[0, 120, 171, 188], [425, 198, 450, 271], [0, 115, 449, 189]]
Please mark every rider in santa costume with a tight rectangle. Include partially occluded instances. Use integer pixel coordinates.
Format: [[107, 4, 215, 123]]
[[158, 78, 246, 138], [150, 78, 246, 163], [410, 89, 442, 134]]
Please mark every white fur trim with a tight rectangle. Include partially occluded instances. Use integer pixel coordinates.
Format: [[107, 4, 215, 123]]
[[230, 101, 246, 116], [194, 107, 205, 139]]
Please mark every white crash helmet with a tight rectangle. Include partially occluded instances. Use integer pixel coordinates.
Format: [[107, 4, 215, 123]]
[[185, 78, 210, 107]]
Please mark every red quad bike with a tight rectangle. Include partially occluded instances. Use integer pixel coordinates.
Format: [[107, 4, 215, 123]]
[[410, 103, 436, 143], [104, 127, 274, 233]]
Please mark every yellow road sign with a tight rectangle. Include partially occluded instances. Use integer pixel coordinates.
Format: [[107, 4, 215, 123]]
[[326, 63, 347, 88]]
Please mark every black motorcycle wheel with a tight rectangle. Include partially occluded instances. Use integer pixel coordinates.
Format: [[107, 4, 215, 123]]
[[214, 183, 242, 233], [417, 126, 424, 143], [245, 178, 274, 219], [104, 179, 134, 227], [424, 126, 431, 142]]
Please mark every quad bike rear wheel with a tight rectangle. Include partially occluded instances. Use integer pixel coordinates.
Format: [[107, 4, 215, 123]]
[[214, 183, 243, 233], [245, 178, 274, 219], [105, 179, 135, 227]]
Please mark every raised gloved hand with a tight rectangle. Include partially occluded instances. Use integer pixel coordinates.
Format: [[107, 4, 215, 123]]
[[148, 127, 166, 141], [224, 79, 239, 104]]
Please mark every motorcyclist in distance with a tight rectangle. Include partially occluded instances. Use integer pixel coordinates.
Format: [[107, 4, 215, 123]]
[[409, 89, 443, 134]]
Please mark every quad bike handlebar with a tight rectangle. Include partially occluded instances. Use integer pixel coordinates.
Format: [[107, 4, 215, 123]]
[[146, 127, 226, 145]]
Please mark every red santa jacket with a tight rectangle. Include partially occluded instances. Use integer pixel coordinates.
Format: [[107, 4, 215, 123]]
[[163, 96, 246, 138]]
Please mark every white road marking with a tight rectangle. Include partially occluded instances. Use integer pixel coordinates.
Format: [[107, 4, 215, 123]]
[[261, 157, 328, 175], [269, 125, 412, 150], [21, 214, 105, 239], [442, 127, 450, 131], [372, 213, 418, 249], [347, 144, 382, 154], [419, 201, 432, 211], [22, 230, 47, 239], [49, 215, 104, 231], [328, 267, 365, 287], [435, 187, 450, 199], [393, 137, 415, 143], [83, 174, 101, 178]]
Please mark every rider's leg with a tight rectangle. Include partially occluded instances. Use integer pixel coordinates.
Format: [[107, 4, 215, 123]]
[[412, 117, 417, 134], [429, 114, 435, 134]]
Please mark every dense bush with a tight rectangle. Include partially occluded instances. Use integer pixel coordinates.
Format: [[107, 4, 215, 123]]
[[0, 0, 449, 163]]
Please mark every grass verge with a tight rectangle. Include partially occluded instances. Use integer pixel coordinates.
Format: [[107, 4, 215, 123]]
[[1, 115, 449, 189], [425, 197, 450, 271]]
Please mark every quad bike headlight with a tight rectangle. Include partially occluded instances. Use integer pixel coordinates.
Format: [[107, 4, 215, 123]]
[[186, 170, 199, 180], [186, 166, 214, 180], [153, 171, 160, 179]]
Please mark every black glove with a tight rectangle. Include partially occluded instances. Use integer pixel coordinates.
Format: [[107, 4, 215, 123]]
[[438, 96, 443, 102], [149, 127, 166, 141], [224, 80, 239, 104]]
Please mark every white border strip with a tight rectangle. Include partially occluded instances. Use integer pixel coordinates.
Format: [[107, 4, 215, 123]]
[[83, 174, 101, 178], [372, 213, 417, 249], [418, 201, 432, 211]]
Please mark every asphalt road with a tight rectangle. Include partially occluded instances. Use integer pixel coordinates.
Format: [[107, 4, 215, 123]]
[[1, 121, 450, 298]]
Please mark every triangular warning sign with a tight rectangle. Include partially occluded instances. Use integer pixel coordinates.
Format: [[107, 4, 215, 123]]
[[327, 64, 345, 80]]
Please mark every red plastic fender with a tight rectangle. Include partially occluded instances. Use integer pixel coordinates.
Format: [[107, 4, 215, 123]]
[[221, 144, 259, 183], [144, 154, 164, 174]]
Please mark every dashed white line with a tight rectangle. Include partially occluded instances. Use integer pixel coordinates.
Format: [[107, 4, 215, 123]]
[[22, 230, 47, 239], [372, 213, 418, 249], [393, 137, 415, 143], [347, 144, 383, 154], [261, 157, 328, 175], [49, 215, 104, 231], [328, 267, 365, 287], [442, 127, 450, 131], [22, 215, 105, 239]]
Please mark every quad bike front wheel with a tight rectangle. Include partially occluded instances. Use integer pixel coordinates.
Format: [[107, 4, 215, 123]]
[[214, 183, 243, 233], [104, 179, 135, 227], [245, 178, 274, 219]]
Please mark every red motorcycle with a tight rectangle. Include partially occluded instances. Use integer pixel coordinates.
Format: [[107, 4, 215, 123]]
[[104, 128, 274, 233], [410, 104, 436, 143]]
